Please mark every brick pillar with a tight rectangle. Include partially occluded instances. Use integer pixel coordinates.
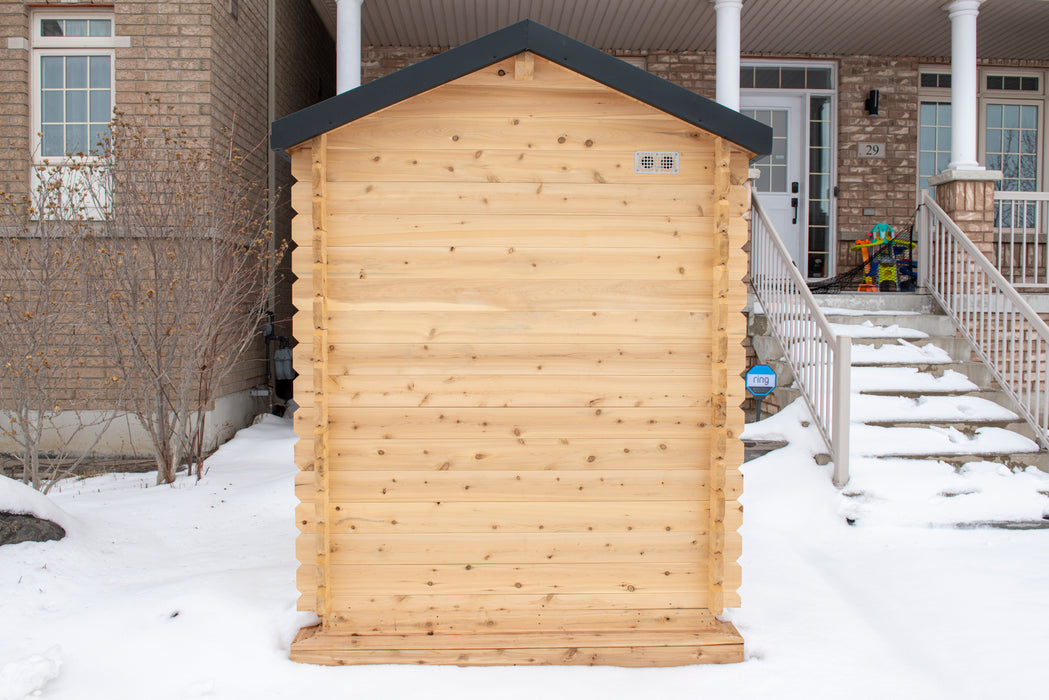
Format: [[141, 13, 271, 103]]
[[929, 169, 1001, 260]]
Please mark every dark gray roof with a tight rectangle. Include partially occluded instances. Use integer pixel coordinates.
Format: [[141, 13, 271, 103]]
[[271, 19, 771, 156]]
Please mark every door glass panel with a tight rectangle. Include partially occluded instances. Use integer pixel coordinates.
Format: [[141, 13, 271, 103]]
[[742, 108, 789, 194], [808, 96, 832, 279]]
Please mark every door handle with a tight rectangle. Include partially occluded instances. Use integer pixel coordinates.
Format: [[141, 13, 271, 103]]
[[791, 197, 799, 224]]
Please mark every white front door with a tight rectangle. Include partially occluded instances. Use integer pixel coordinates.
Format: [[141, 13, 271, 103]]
[[742, 94, 807, 275]]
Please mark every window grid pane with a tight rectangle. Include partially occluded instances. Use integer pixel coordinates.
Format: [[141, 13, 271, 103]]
[[38, 17, 112, 38], [742, 108, 789, 194], [39, 53, 111, 157], [918, 101, 951, 193], [987, 103, 1039, 227], [740, 65, 833, 90], [808, 96, 832, 279]]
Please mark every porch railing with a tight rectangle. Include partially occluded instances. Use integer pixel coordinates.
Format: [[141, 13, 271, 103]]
[[919, 191, 1049, 448], [994, 191, 1049, 288], [750, 196, 851, 487]]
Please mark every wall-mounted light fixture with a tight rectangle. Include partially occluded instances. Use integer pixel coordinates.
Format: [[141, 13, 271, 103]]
[[865, 89, 880, 116]]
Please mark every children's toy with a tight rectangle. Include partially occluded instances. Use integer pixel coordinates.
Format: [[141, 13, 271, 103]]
[[850, 223, 916, 292]]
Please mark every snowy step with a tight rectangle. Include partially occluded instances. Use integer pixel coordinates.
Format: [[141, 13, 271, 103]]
[[840, 456, 1049, 527], [851, 366, 978, 394], [857, 361, 997, 391], [828, 314, 958, 338], [850, 339, 953, 366], [852, 394, 1018, 425], [828, 320, 929, 339], [846, 335, 975, 361], [851, 424, 1039, 460]]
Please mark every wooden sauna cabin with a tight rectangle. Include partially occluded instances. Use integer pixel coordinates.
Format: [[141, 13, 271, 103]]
[[270, 20, 771, 667]]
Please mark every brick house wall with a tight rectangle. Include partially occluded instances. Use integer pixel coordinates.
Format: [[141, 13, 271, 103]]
[[0, 4, 29, 197], [0, 1, 331, 453]]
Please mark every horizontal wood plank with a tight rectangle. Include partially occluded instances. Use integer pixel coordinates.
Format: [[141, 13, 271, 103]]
[[327, 591, 709, 615], [299, 501, 708, 534], [327, 115, 717, 153], [324, 342, 708, 376], [304, 531, 703, 565], [317, 310, 713, 343], [362, 84, 706, 123], [323, 436, 713, 471], [291, 642, 743, 666], [327, 605, 715, 635], [307, 246, 713, 280], [295, 465, 742, 503], [322, 213, 715, 248], [323, 374, 709, 408], [297, 524, 740, 566], [324, 147, 714, 185], [300, 470, 709, 503], [299, 181, 716, 218], [329, 562, 705, 595], [295, 278, 709, 313], [295, 626, 739, 651], [324, 406, 711, 440]]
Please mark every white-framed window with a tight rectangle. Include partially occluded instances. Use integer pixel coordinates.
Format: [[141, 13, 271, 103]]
[[979, 69, 1044, 196], [29, 10, 124, 219], [918, 66, 1047, 199], [30, 10, 118, 162], [917, 67, 952, 196]]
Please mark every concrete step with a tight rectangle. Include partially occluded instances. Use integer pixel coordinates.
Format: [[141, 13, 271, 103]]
[[956, 519, 1049, 530], [811, 291, 940, 314], [875, 451, 1049, 470], [743, 438, 788, 462], [825, 313, 958, 338], [863, 419, 1017, 431]]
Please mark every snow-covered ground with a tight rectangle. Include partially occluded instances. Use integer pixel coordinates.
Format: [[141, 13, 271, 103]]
[[3, 411, 1049, 700]]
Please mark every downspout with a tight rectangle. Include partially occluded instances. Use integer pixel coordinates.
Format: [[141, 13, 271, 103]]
[[267, 0, 277, 408]]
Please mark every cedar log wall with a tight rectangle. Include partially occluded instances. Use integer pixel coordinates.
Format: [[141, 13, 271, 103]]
[[289, 53, 751, 665]]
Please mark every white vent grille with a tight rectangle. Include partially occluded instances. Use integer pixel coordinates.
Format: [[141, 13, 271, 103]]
[[635, 151, 679, 174]]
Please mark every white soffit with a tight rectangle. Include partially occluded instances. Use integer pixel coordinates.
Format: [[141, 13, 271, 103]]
[[309, 0, 1049, 61]]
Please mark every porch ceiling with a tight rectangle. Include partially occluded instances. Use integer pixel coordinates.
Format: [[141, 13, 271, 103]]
[[309, 0, 1049, 61]]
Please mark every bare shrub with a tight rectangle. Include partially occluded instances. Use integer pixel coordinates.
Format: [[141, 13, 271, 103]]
[[87, 105, 282, 485], [0, 162, 117, 492]]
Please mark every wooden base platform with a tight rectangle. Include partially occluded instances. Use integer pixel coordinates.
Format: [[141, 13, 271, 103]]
[[290, 622, 744, 667]]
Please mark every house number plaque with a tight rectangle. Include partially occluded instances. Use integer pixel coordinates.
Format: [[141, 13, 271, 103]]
[[857, 142, 886, 158]]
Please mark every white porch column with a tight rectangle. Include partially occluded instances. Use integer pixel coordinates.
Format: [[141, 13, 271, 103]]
[[336, 0, 364, 93], [946, 0, 984, 171], [711, 0, 742, 111]]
